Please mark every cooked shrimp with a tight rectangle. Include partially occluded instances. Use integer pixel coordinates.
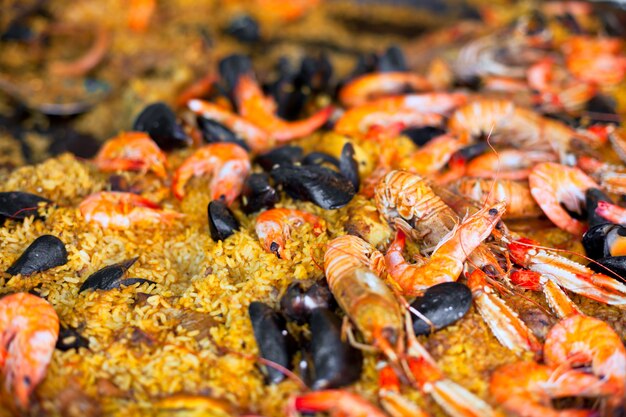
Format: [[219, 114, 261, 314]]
[[255, 208, 325, 259], [235, 75, 333, 142], [399, 134, 464, 176], [563, 36, 626, 87], [454, 178, 544, 220], [378, 364, 430, 417], [465, 149, 557, 180], [608, 127, 626, 164], [128, 0, 156, 32], [334, 93, 465, 137], [544, 314, 626, 406], [338, 72, 433, 107], [508, 237, 626, 305], [491, 361, 615, 417], [0, 293, 59, 409], [384, 202, 505, 295], [79, 191, 182, 229], [288, 390, 388, 417], [577, 156, 626, 195], [596, 200, 626, 225], [374, 170, 459, 254], [528, 162, 599, 235], [171, 143, 251, 203], [188, 99, 271, 152], [93, 131, 168, 179]]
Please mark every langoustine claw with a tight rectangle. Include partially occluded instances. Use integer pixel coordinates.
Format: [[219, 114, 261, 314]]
[[0, 293, 59, 409]]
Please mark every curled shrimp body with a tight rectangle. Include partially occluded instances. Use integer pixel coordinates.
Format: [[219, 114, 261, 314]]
[[399, 134, 463, 176], [255, 208, 325, 259], [453, 178, 543, 220], [528, 162, 599, 235], [188, 99, 271, 152], [94, 132, 168, 178], [0, 293, 59, 409], [324, 235, 402, 359], [545, 315, 626, 406], [338, 72, 433, 107], [490, 361, 616, 417], [595, 200, 626, 225], [334, 93, 465, 137], [79, 191, 182, 229], [465, 149, 557, 180], [172, 143, 251, 203], [375, 170, 458, 254], [288, 390, 388, 417], [235, 75, 333, 142], [384, 202, 505, 295]]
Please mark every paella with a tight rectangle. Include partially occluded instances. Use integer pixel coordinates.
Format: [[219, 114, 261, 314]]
[[0, 1, 625, 416]]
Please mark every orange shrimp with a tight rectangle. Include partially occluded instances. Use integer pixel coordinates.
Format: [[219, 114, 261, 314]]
[[79, 191, 182, 229], [577, 155, 626, 195], [528, 162, 599, 235], [384, 202, 505, 295], [465, 149, 557, 180], [255, 208, 325, 259], [482, 76, 529, 93], [453, 178, 544, 220], [128, 0, 156, 32], [288, 390, 388, 417], [334, 93, 465, 137], [0, 293, 59, 409], [93, 131, 168, 179], [235, 75, 333, 142], [374, 170, 459, 254], [378, 364, 430, 417], [399, 134, 464, 176], [508, 237, 626, 305], [596, 200, 626, 225], [171, 143, 251, 203], [544, 314, 626, 406], [490, 361, 616, 417], [338, 72, 433, 107], [563, 36, 626, 87], [188, 99, 271, 152], [176, 74, 217, 108]]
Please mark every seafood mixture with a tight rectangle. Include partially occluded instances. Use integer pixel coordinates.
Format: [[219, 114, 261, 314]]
[[1, 1, 626, 417]]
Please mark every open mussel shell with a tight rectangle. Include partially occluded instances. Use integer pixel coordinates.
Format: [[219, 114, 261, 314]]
[[6, 235, 68, 276], [256, 146, 303, 171], [411, 282, 472, 335], [0, 191, 50, 222], [309, 308, 362, 390], [197, 117, 250, 151], [79, 257, 149, 292], [270, 165, 356, 210], [248, 302, 297, 384], [225, 15, 260, 43], [241, 173, 279, 215], [582, 223, 626, 260], [280, 281, 335, 324], [589, 256, 626, 280], [133, 102, 190, 150], [339, 142, 360, 192], [208, 200, 240, 241]]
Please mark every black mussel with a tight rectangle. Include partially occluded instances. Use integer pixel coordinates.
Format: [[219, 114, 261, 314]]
[[302, 152, 340, 168], [411, 282, 472, 335], [339, 143, 360, 192], [309, 308, 362, 390], [598, 7, 625, 37], [226, 15, 260, 43], [556, 12, 584, 35], [7, 235, 68, 276], [0, 191, 50, 223], [271, 165, 355, 210], [133, 102, 189, 150], [79, 258, 139, 292], [1, 22, 34, 42], [56, 326, 89, 351], [280, 281, 335, 324], [299, 54, 333, 95], [589, 256, 626, 280], [582, 223, 626, 260], [586, 188, 613, 228], [584, 94, 620, 125], [47, 126, 101, 159], [248, 302, 297, 384], [241, 173, 279, 215], [402, 126, 447, 147], [377, 46, 407, 72], [256, 146, 303, 171], [219, 54, 253, 101], [208, 200, 240, 241], [197, 117, 250, 151]]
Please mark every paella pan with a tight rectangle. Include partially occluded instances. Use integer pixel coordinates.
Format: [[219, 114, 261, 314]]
[[0, 1, 625, 416]]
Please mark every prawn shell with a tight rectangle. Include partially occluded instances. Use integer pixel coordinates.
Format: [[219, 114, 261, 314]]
[[411, 282, 472, 335], [309, 307, 363, 390], [133, 102, 190, 150], [6, 235, 68, 276], [208, 200, 240, 241], [248, 301, 297, 384], [0, 191, 51, 222], [271, 165, 355, 210]]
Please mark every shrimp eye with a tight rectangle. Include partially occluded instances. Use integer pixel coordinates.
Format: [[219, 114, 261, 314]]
[[488, 208, 499, 216], [270, 242, 281, 258], [23, 376, 31, 386]]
